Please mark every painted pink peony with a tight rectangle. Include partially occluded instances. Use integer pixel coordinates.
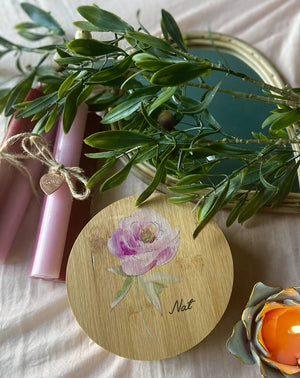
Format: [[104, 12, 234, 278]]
[[108, 209, 180, 276]]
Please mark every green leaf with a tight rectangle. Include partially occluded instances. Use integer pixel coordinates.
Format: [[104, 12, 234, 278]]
[[58, 72, 79, 99], [169, 183, 209, 194], [15, 92, 57, 119], [110, 276, 133, 310], [0, 88, 11, 114], [0, 36, 16, 48], [73, 20, 104, 32], [134, 145, 158, 164], [136, 146, 175, 206], [88, 55, 132, 84], [271, 160, 300, 207], [17, 30, 46, 41], [86, 158, 117, 189], [176, 173, 208, 186], [15, 22, 40, 29], [193, 179, 230, 238], [62, 82, 83, 133], [101, 87, 159, 124], [178, 80, 222, 114], [32, 112, 48, 134], [45, 103, 61, 132], [261, 112, 282, 128], [100, 154, 137, 191], [76, 85, 94, 106], [259, 162, 277, 190], [149, 86, 177, 115], [85, 151, 119, 159], [237, 191, 264, 223], [151, 61, 211, 86], [67, 38, 123, 57], [5, 72, 35, 116], [226, 194, 248, 227], [161, 9, 187, 52], [21, 2, 64, 35], [132, 53, 172, 71], [270, 108, 300, 131], [77, 5, 134, 34], [168, 195, 198, 204], [55, 56, 90, 65], [85, 130, 154, 150], [126, 30, 176, 54]]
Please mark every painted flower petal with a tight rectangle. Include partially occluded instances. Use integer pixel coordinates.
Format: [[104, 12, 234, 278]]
[[227, 320, 255, 365], [108, 229, 138, 258], [121, 251, 159, 276], [246, 282, 281, 308]]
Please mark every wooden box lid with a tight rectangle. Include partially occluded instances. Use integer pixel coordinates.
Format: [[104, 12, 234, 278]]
[[66, 194, 233, 360]]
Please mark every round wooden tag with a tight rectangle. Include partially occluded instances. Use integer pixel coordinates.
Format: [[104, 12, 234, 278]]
[[66, 194, 233, 360]]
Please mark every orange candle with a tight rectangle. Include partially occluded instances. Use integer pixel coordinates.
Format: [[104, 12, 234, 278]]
[[261, 305, 300, 366]]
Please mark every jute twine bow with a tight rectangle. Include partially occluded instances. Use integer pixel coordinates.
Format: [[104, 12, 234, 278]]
[[0, 132, 90, 200]]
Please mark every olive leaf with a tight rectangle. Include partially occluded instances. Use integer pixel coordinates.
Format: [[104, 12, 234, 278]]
[[86, 158, 117, 189], [136, 146, 175, 206], [77, 5, 134, 34], [161, 9, 187, 52], [150, 61, 211, 86], [85, 130, 154, 150], [5, 72, 35, 116], [67, 38, 123, 57], [21, 2, 65, 35], [100, 153, 138, 191], [62, 82, 83, 133], [88, 55, 133, 84]]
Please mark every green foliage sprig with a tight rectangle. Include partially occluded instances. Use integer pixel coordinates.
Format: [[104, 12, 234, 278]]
[[1, 3, 300, 237]]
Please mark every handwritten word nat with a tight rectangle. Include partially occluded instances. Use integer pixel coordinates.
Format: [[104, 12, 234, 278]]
[[169, 298, 196, 314]]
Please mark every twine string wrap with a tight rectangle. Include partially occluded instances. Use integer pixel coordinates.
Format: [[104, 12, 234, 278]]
[[0, 132, 91, 200]]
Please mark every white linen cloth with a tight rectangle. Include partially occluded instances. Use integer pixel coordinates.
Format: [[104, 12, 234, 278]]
[[0, 1, 299, 377]]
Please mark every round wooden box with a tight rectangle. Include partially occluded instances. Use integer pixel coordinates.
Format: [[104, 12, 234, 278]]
[[66, 194, 233, 360]]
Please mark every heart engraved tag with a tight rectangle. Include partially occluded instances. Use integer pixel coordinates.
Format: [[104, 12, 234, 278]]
[[40, 172, 65, 195]]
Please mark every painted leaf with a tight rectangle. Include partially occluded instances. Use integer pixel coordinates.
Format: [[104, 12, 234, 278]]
[[138, 276, 163, 314], [143, 272, 181, 284], [111, 276, 133, 310]]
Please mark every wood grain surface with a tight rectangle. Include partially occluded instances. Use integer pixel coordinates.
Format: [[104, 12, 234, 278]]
[[67, 194, 233, 360]]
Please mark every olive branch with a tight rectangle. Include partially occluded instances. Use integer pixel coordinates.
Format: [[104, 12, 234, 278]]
[[1, 3, 300, 237]]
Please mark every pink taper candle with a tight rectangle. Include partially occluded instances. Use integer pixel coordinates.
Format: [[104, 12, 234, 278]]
[[0, 88, 43, 204], [29, 103, 88, 279], [0, 129, 56, 263]]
